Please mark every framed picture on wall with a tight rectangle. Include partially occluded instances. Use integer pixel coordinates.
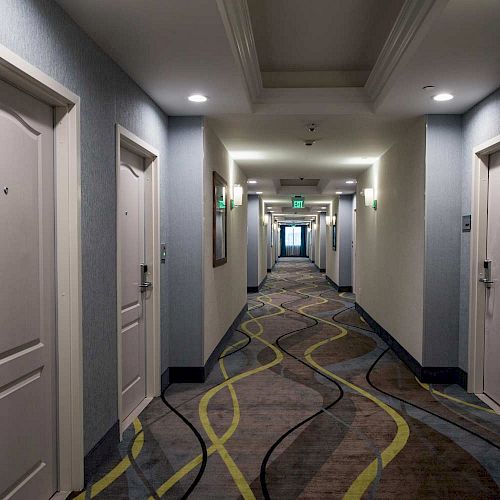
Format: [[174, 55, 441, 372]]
[[332, 215, 337, 251], [213, 171, 228, 267]]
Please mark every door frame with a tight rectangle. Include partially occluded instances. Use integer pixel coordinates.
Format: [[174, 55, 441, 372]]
[[0, 45, 83, 491], [116, 125, 161, 436], [468, 134, 500, 396]]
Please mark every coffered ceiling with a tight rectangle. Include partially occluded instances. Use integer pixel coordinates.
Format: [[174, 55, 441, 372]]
[[55, 0, 500, 207]]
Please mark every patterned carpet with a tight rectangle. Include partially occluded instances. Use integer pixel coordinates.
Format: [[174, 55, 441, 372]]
[[74, 258, 500, 499]]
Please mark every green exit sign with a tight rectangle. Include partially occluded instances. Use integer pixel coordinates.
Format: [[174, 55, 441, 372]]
[[292, 196, 305, 209]]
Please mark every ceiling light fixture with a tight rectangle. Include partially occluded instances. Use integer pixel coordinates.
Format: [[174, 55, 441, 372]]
[[188, 94, 208, 103], [336, 191, 343, 195], [256, 191, 263, 194], [321, 206, 326, 209], [346, 180, 356, 184], [433, 93, 454, 102], [247, 180, 257, 184]]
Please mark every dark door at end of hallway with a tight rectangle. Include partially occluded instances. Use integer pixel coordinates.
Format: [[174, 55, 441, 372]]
[[281, 225, 307, 257]]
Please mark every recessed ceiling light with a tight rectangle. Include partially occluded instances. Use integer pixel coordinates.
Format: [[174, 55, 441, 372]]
[[188, 94, 208, 103], [247, 180, 257, 184], [256, 191, 263, 194], [336, 191, 343, 195], [346, 180, 356, 184], [321, 206, 326, 209], [230, 151, 265, 160], [433, 93, 454, 102]]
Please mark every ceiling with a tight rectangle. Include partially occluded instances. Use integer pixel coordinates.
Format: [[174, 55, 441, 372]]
[[55, 0, 500, 218], [248, 0, 404, 74]]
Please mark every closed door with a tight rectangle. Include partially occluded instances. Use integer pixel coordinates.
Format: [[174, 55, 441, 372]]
[[485, 150, 500, 405], [0, 80, 56, 498], [119, 147, 147, 420]]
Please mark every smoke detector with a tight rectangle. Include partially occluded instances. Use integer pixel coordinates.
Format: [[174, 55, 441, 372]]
[[306, 123, 317, 133]]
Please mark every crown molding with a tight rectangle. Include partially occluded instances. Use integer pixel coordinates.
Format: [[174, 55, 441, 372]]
[[366, 0, 449, 107], [216, 0, 263, 105]]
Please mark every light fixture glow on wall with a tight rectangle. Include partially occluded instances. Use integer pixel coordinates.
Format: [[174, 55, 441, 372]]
[[188, 94, 208, 102], [364, 187, 377, 209], [332, 215, 337, 225], [346, 157, 378, 165], [433, 93, 454, 102], [247, 180, 257, 184], [230, 151, 265, 160], [233, 184, 243, 207]]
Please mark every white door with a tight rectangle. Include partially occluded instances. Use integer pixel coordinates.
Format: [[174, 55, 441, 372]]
[[484, 150, 500, 405], [119, 147, 147, 421], [0, 80, 56, 498]]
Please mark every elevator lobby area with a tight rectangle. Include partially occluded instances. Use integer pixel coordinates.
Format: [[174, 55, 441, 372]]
[[1, 1, 500, 499]]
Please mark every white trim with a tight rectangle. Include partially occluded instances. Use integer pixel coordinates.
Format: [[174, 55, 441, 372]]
[[477, 393, 500, 415], [366, 0, 448, 107], [0, 44, 83, 491], [116, 125, 161, 437], [468, 134, 500, 394], [120, 396, 153, 434], [216, 0, 262, 105]]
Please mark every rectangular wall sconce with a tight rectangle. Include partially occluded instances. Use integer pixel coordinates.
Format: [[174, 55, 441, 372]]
[[364, 188, 374, 207], [233, 184, 243, 207]]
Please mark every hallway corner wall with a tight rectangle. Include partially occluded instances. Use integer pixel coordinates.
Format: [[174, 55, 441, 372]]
[[356, 118, 426, 364], [203, 124, 248, 363], [326, 197, 340, 283], [315, 213, 326, 271], [247, 194, 267, 289], [167, 117, 204, 368], [423, 115, 462, 366], [327, 195, 353, 288], [0, 0, 170, 453]]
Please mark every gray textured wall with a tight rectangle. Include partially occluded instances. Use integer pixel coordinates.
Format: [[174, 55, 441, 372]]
[[247, 195, 260, 287], [0, 0, 169, 453], [339, 196, 353, 286], [423, 115, 462, 366], [167, 117, 204, 367], [459, 88, 500, 370]]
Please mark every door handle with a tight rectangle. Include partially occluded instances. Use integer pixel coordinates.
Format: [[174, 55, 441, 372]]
[[140, 263, 152, 291], [139, 281, 152, 290], [480, 259, 494, 288]]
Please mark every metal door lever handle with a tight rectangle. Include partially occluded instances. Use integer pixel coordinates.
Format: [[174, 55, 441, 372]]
[[139, 281, 152, 290], [479, 278, 494, 287]]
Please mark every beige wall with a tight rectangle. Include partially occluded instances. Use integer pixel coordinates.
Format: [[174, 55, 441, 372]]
[[258, 198, 267, 285], [356, 118, 426, 363], [326, 197, 340, 283], [203, 124, 248, 363]]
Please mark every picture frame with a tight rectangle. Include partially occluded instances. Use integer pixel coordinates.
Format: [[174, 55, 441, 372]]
[[213, 171, 228, 267]]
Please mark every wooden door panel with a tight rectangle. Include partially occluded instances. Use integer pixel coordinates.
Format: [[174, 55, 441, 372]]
[[485, 150, 500, 405], [119, 147, 146, 421], [0, 80, 56, 499]]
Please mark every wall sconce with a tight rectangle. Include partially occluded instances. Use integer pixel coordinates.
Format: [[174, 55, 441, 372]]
[[363, 188, 377, 209], [232, 184, 243, 208], [332, 214, 337, 225]]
